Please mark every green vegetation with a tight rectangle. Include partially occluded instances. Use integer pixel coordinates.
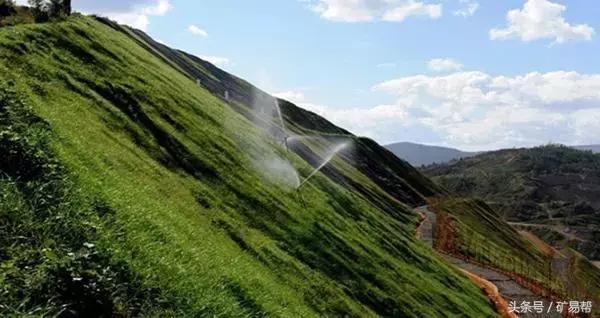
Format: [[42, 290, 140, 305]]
[[0, 1, 14, 17], [0, 16, 498, 316], [103, 18, 442, 208], [432, 197, 600, 312], [432, 198, 559, 289], [0, 0, 70, 27], [426, 145, 600, 260], [0, 82, 170, 316], [0, 1, 34, 27]]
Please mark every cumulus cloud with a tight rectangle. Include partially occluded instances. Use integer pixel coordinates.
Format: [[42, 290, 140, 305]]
[[427, 58, 464, 72], [370, 71, 600, 149], [199, 55, 231, 67], [188, 25, 208, 37], [304, 0, 442, 23], [74, 0, 173, 31], [453, 0, 479, 17], [301, 103, 409, 140], [290, 70, 600, 150], [274, 91, 306, 102], [490, 0, 594, 44]]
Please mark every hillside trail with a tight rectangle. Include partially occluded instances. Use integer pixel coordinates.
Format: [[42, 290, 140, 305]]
[[415, 206, 562, 318]]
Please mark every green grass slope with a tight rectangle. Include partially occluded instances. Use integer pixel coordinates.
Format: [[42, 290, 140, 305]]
[[0, 16, 495, 316], [430, 197, 600, 310], [100, 17, 442, 208]]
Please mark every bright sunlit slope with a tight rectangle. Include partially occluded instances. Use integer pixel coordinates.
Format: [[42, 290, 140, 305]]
[[0, 16, 495, 316]]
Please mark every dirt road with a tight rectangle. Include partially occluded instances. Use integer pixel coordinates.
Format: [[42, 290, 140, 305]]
[[415, 206, 561, 318]]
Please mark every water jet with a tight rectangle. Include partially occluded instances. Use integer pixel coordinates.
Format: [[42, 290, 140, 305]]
[[297, 141, 350, 189]]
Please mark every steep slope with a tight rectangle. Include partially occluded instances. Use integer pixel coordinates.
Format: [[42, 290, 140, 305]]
[[100, 18, 441, 208], [0, 16, 495, 317], [425, 145, 600, 261], [386, 142, 479, 166], [427, 198, 600, 314]]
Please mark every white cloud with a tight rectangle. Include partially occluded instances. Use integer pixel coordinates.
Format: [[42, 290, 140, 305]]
[[199, 55, 231, 67], [107, 12, 151, 31], [274, 91, 306, 103], [427, 58, 464, 72], [490, 0, 594, 44], [300, 102, 409, 140], [283, 70, 600, 150], [141, 0, 172, 15], [305, 0, 442, 23], [188, 25, 208, 37], [92, 0, 173, 31], [371, 70, 600, 149], [454, 0, 479, 17], [572, 108, 600, 142], [382, 1, 442, 22]]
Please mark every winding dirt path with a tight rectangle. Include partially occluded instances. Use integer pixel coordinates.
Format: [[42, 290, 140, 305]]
[[415, 206, 561, 318]]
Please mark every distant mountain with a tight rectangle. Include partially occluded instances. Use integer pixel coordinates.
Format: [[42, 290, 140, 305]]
[[385, 142, 479, 166], [385, 142, 600, 166], [425, 145, 600, 260], [575, 145, 600, 153]]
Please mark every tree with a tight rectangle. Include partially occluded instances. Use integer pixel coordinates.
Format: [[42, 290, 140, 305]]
[[28, 0, 70, 22], [49, 0, 59, 15], [28, 0, 48, 22], [0, 0, 16, 18], [48, 0, 70, 17], [48, 0, 60, 16], [63, 0, 70, 15]]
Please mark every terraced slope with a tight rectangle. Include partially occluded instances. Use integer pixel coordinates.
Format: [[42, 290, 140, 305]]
[[425, 145, 600, 261], [416, 206, 558, 318], [0, 16, 495, 317], [428, 198, 600, 315]]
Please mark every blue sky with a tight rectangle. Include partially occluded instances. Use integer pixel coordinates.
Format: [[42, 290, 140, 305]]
[[53, 1, 600, 150]]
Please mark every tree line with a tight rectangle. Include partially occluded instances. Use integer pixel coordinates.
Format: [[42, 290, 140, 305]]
[[1, 0, 71, 23]]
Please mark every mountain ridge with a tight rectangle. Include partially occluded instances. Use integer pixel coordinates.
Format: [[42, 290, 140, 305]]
[[386, 141, 600, 166], [386, 141, 479, 166]]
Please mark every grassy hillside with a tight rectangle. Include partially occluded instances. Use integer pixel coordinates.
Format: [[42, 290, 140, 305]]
[[430, 198, 560, 289], [430, 198, 600, 312], [426, 145, 600, 260], [102, 18, 442, 208], [0, 16, 496, 317]]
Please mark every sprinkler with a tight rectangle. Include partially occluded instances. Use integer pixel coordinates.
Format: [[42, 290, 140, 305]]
[[296, 141, 350, 190], [283, 135, 290, 151]]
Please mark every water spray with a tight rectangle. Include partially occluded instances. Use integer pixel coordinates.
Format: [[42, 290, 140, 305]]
[[274, 98, 286, 134], [297, 141, 350, 190], [273, 98, 290, 151], [283, 135, 290, 151]]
